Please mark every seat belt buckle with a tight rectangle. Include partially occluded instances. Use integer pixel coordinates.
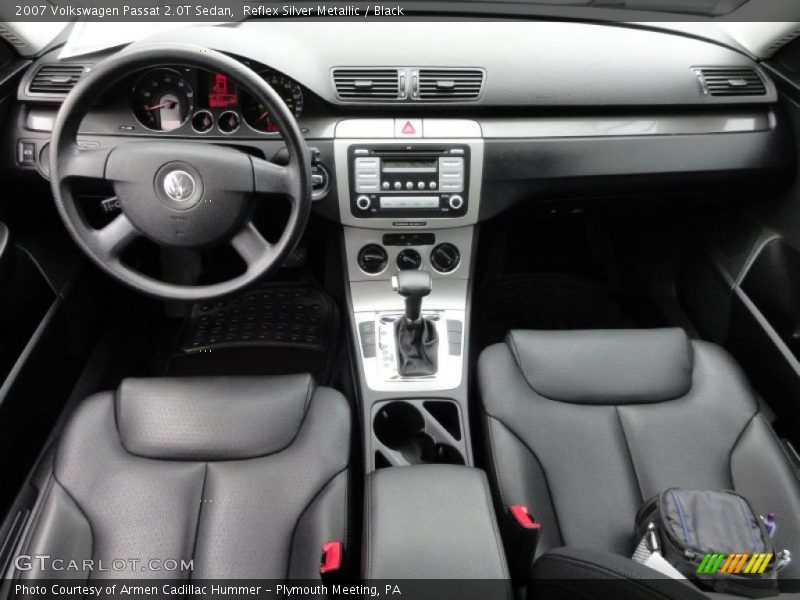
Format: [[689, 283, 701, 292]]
[[510, 504, 541, 530], [320, 540, 342, 578], [504, 505, 541, 584]]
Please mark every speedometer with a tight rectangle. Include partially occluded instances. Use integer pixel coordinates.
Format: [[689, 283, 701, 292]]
[[241, 71, 304, 133], [132, 68, 194, 132]]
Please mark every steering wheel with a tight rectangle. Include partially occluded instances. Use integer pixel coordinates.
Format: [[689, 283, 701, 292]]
[[50, 44, 311, 301]]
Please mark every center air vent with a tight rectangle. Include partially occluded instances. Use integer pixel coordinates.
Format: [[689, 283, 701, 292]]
[[28, 64, 89, 95], [693, 67, 766, 97], [333, 68, 402, 101], [416, 69, 485, 101]]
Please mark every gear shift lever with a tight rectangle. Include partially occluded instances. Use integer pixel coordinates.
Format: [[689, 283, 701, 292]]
[[392, 270, 432, 322], [392, 270, 439, 376]]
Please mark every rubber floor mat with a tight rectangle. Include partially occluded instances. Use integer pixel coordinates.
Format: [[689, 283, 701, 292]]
[[179, 281, 337, 354], [477, 272, 630, 345]]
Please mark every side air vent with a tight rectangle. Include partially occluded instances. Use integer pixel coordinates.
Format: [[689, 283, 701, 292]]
[[766, 28, 800, 55], [333, 68, 402, 101], [28, 64, 89, 95], [0, 25, 27, 50], [693, 67, 766, 97], [416, 68, 484, 101]]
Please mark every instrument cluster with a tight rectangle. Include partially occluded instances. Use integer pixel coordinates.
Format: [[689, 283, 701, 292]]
[[130, 64, 304, 135]]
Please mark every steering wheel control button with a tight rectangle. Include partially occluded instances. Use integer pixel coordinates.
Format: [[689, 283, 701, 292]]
[[356, 195, 372, 210], [397, 248, 422, 271], [191, 110, 214, 133], [358, 244, 388, 275], [218, 111, 240, 134], [448, 195, 464, 210], [430, 243, 461, 274]]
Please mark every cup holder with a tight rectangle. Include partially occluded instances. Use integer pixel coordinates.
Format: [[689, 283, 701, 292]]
[[372, 400, 466, 468]]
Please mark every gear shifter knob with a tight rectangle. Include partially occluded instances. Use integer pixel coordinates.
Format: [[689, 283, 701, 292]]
[[392, 270, 432, 322]]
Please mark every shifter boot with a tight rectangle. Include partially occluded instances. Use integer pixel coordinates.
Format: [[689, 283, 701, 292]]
[[394, 318, 439, 376]]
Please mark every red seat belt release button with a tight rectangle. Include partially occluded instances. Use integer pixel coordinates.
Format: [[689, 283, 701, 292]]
[[320, 541, 342, 574], [510, 505, 540, 529], [506, 505, 541, 583]]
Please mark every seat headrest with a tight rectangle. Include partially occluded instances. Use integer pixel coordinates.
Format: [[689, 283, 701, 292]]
[[506, 328, 693, 404], [115, 374, 315, 460]]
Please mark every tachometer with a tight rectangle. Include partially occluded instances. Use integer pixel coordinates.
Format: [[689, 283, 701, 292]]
[[132, 68, 194, 132], [242, 71, 304, 133]]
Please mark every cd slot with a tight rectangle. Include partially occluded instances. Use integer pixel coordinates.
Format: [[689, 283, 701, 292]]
[[380, 196, 440, 209]]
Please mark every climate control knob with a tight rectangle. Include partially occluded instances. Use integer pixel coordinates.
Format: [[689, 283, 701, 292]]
[[396, 248, 422, 270], [430, 243, 460, 274], [356, 195, 372, 210], [357, 244, 388, 274], [448, 195, 464, 210]]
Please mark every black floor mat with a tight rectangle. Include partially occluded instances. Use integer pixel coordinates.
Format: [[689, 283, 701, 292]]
[[477, 272, 632, 345], [173, 281, 339, 382]]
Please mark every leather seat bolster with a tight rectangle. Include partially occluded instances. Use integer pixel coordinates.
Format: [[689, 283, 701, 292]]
[[38, 375, 351, 580], [116, 374, 315, 460], [731, 414, 800, 582], [506, 328, 693, 404]]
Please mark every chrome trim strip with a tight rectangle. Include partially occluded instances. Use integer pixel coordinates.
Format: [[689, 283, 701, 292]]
[[478, 110, 773, 139]]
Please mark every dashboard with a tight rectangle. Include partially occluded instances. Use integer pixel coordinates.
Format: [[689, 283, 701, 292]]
[[4, 20, 794, 221]]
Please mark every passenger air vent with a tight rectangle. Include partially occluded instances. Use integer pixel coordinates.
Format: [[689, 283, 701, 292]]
[[28, 64, 89, 95], [333, 68, 402, 101], [416, 69, 484, 101], [766, 28, 800, 55], [693, 67, 766, 97]]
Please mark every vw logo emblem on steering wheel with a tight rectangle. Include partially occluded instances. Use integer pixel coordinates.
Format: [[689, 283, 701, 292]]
[[163, 170, 196, 202]]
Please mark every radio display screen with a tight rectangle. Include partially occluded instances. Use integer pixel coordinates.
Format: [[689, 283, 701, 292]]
[[381, 159, 437, 173]]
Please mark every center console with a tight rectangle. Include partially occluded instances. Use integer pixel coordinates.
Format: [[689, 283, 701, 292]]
[[364, 464, 510, 596], [335, 118, 482, 471]]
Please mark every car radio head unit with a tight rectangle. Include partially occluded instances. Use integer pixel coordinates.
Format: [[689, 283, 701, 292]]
[[349, 144, 469, 218]]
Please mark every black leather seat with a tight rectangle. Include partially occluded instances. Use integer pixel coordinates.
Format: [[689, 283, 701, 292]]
[[478, 328, 800, 593], [13, 374, 351, 579]]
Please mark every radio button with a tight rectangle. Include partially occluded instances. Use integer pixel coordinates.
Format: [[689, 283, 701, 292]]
[[356, 195, 372, 210], [354, 157, 380, 193], [448, 195, 464, 210], [382, 182, 390, 190], [406, 181, 414, 190], [417, 182, 426, 189], [393, 182, 402, 190], [429, 182, 437, 189]]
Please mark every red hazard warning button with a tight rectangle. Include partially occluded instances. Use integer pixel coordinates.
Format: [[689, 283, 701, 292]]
[[395, 119, 422, 138]]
